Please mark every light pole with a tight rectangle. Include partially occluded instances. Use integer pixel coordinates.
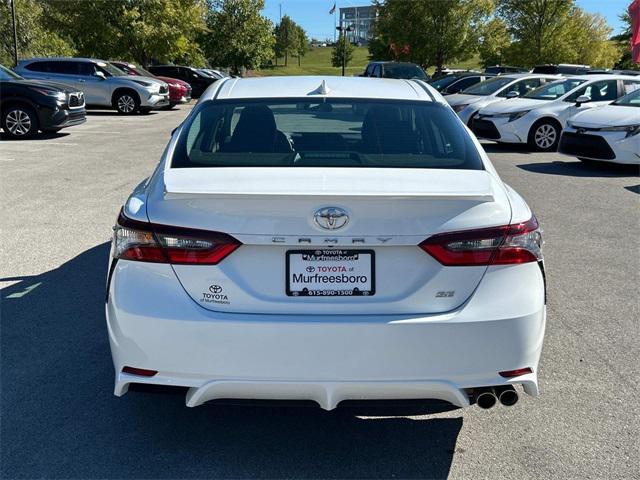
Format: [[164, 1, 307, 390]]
[[9, 0, 18, 67], [335, 24, 353, 76]]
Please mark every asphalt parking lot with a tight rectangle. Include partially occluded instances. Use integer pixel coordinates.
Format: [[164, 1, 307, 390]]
[[1, 104, 639, 479]]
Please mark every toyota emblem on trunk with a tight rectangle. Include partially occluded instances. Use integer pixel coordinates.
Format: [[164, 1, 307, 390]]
[[313, 207, 349, 230]]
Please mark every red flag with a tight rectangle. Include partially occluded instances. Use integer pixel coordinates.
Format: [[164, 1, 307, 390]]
[[631, 0, 640, 63], [329, 2, 336, 14]]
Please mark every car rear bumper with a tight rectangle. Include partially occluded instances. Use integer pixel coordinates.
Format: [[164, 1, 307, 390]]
[[106, 261, 546, 409]]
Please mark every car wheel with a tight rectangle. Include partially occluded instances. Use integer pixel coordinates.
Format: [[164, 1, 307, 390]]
[[2, 106, 39, 139], [528, 120, 560, 152], [115, 91, 140, 115]]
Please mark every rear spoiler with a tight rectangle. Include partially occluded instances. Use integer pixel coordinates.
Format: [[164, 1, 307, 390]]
[[163, 168, 495, 202]]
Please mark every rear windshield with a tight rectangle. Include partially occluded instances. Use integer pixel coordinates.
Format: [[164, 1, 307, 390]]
[[171, 99, 483, 170]]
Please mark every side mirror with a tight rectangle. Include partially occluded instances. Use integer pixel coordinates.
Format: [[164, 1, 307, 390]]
[[95, 71, 106, 80], [575, 95, 591, 106], [506, 90, 519, 99]]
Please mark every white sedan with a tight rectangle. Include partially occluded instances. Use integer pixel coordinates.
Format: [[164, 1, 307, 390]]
[[107, 76, 546, 411], [471, 75, 640, 151], [559, 87, 640, 164], [445, 74, 559, 125]]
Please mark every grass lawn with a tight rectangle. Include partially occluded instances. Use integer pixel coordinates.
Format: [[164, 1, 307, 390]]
[[255, 46, 482, 77]]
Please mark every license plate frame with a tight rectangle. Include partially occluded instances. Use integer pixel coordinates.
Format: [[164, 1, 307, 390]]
[[286, 249, 375, 297]]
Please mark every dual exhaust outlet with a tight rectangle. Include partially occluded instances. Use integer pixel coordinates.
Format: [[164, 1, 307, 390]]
[[474, 386, 519, 409]]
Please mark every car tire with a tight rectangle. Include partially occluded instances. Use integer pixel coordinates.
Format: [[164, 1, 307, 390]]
[[114, 91, 140, 115], [2, 105, 39, 139], [528, 119, 561, 152]]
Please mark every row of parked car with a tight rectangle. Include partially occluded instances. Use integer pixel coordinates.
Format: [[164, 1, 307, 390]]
[[438, 72, 639, 165], [0, 57, 228, 139], [357, 61, 638, 165]]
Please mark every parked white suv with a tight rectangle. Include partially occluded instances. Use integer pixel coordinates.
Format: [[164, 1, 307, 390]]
[[106, 76, 546, 412], [445, 74, 559, 125], [16, 58, 170, 114], [472, 75, 640, 151]]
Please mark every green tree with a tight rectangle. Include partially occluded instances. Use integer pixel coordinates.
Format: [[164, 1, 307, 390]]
[[331, 34, 355, 70], [371, 0, 494, 73], [274, 15, 297, 66], [498, 0, 574, 66], [564, 10, 620, 68], [498, 0, 621, 68], [0, 0, 74, 67], [612, 11, 640, 70], [293, 24, 309, 67], [204, 0, 274, 74], [478, 18, 511, 67], [43, 0, 207, 67]]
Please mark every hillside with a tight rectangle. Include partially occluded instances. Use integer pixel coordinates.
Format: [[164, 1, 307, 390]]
[[257, 46, 482, 77]]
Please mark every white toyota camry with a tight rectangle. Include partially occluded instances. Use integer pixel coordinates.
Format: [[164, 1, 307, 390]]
[[559, 87, 640, 165], [107, 76, 546, 411]]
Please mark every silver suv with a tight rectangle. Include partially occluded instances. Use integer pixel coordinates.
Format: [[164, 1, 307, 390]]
[[16, 58, 170, 114]]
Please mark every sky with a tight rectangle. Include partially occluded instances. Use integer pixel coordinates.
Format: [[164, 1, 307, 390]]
[[262, 0, 630, 41]]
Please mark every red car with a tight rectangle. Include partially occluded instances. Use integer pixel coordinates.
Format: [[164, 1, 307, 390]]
[[110, 62, 191, 108]]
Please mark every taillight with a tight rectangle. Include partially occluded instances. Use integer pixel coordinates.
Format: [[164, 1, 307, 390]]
[[113, 211, 241, 265], [420, 216, 542, 266]]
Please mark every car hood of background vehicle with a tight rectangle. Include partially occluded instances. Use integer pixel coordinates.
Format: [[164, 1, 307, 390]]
[[444, 93, 486, 106], [568, 105, 640, 128], [122, 75, 166, 87], [480, 98, 548, 115], [154, 76, 190, 88], [10, 78, 78, 94]]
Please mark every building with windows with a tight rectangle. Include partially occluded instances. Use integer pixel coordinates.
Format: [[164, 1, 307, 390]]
[[339, 5, 377, 45]]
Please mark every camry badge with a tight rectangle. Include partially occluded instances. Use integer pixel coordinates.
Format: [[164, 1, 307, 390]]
[[313, 207, 349, 230]]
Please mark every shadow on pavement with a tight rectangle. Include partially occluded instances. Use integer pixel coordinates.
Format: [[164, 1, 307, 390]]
[[518, 160, 640, 178], [86, 110, 158, 117], [0, 131, 71, 141], [624, 184, 640, 194], [480, 142, 533, 154], [1, 243, 462, 479]]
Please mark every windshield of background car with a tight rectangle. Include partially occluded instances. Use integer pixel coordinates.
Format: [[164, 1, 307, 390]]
[[524, 78, 586, 100], [98, 62, 126, 77], [132, 65, 156, 77], [172, 99, 484, 170], [613, 88, 640, 106], [428, 75, 458, 90], [382, 64, 427, 79], [0, 64, 22, 80], [461, 76, 514, 95]]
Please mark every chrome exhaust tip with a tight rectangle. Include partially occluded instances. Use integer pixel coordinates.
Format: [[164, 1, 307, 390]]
[[476, 389, 497, 409], [496, 386, 519, 407]]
